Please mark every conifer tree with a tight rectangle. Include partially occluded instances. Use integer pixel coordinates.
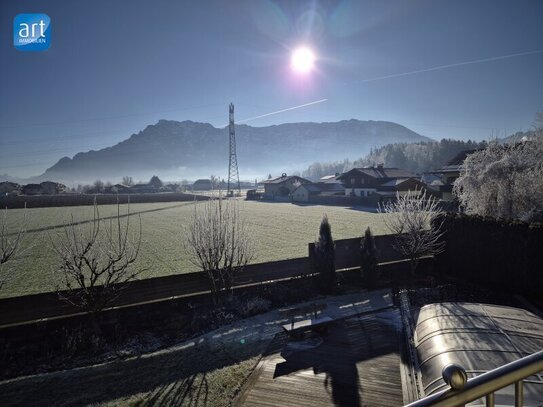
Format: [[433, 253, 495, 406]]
[[360, 227, 378, 288], [314, 215, 336, 293]]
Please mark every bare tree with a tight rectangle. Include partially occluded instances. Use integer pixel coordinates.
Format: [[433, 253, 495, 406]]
[[379, 189, 445, 277], [93, 179, 105, 194], [209, 175, 221, 192], [122, 176, 134, 186], [0, 207, 27, 289], [51, 200, 142, 323], [185, 198, 254, 304]]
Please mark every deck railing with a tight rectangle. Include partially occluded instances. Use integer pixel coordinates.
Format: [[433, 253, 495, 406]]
[[405, 350, 543, 407]]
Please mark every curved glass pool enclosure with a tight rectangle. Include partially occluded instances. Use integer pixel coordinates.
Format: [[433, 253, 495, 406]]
[[415, 302, 543, 406]]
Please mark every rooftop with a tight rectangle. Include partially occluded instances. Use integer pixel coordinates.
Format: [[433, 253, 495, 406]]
[[379, 178, 413, 187], [264, 175, 310, 184], [339, 167, 417, 180], [299, 182, 345, 194]]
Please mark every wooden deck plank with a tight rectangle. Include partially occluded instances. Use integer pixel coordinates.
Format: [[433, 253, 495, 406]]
[[236, 309, 403, 407]]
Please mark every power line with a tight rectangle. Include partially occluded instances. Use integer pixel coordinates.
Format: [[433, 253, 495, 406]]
[[226, 99, 328, 126]]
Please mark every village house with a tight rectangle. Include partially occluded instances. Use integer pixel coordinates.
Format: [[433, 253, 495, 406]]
[[430, 149, 477, 201], [0, 181, 21, 195], [21, 184, 43, 195], [263, 174, 310, 200], [372, 177, 429, 200], [105, 184, 131, 194], [291, 174, 345, 203], [164, 183, 180, 192], [129, 183, 159, 194], [246, 185, 265, 200], [337, 165, 421, 198], [20, 181, 66, 195], [40, 181, 66, 195], [291, 182, 345, 203], [192, 179, 212, 191]]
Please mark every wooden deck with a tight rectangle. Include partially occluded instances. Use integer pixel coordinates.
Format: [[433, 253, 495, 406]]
[[236, 309, 404, 407]]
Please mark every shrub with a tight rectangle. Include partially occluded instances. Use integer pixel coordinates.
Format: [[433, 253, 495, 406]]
[[240, 297, 272, 317]]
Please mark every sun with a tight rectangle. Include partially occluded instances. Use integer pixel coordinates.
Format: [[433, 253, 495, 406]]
[[291, 46, 316, 73]]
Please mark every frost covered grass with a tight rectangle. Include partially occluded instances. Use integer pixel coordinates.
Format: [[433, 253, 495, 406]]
[[0, 331, 265, 407], [0, 200, 389, 298]]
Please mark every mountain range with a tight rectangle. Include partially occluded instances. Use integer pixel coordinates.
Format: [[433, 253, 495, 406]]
[[14, 119, 433, 184]]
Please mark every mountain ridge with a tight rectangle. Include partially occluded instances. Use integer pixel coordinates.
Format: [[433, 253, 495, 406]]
[[31, 119, 432, 183]]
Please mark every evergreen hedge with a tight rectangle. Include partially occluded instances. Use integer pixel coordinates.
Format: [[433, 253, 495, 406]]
[[432, 213, 543, 296]]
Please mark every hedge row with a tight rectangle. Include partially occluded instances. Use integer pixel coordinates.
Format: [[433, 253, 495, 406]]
[[432, 213, 543, 296], [0, 192, 209, 209]]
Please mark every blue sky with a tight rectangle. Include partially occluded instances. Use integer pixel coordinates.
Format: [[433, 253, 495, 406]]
[[1, 0, 542, 177]]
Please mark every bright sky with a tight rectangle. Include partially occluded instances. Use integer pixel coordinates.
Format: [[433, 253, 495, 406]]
[[1, 0, 542, 177]]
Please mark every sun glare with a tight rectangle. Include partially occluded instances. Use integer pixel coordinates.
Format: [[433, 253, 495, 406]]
[[291, 46, 315, 73]]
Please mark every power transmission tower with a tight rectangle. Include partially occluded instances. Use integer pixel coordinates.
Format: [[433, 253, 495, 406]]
[[227, 103, 241, 196]]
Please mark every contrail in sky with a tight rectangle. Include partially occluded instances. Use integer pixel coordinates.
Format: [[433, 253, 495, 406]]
[[222, 99, 328, 127], [361, 49, 543, 83]]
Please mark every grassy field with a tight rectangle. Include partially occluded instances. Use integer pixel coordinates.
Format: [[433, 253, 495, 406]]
[[0, 200, 389, 298]]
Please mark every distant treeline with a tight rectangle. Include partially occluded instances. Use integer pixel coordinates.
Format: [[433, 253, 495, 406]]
[[302, 139, 486, 180]]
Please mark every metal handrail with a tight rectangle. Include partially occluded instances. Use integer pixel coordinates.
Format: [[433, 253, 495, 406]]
[[405, 350, 543, 407]]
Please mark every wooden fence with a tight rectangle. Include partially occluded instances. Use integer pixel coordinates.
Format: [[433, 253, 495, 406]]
[[0, 234, 408, 327]]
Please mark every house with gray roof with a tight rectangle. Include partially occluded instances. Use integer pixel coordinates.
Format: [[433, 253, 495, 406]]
[[263, 174, 310, 200], [291, 181, 345, 203], [337, 165, 419, 198], [0, 181, 21, 196], [430, 149, 478, 201]]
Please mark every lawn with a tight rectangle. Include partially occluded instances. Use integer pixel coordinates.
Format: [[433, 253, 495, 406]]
[[0, 200, 389, 298], [0, 330, 266, 407]]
